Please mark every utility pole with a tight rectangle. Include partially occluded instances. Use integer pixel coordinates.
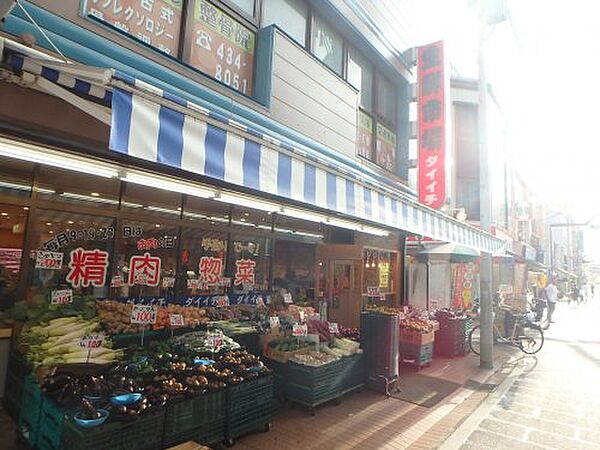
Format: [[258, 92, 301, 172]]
[[477, 10, 494, 369]]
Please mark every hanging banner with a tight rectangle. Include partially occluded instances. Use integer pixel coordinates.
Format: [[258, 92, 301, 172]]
[[418, 40, 446, 209], [453, 262, 479, 309]]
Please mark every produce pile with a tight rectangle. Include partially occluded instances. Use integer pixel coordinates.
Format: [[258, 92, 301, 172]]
[[39, 347, 270, 423], [210, 320, 258, 336], [434, 309, 468, 322], [170, 330, 240, 355], [337, 326, 360, 342], [290, 351, 339, 367], [266, 337, 315, 353], [20, 316, 121, 368], [10, 293, 97, 324], [306, 319, 333, 343], [205, 304, 268, 322], [399, 317, 434, 333], [97, 301, 208, 335], [363, 305, 401, 316]]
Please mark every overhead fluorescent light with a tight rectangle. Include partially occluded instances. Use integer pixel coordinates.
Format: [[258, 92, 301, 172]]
[[0, 181, 31, 192], [215, 192, 280, 212], [326, 217, 362, 231], [0, 138, 118, 178], [145, 205, 181, 216], [360, 225, 390, 237], [60, 192, 119, 205], [280, 207, 325, 223], [122, 171, 215, 198]]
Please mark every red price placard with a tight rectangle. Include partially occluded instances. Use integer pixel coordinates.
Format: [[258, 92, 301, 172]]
[[130, 304, 158, 324], [36, 251, 63, 270], [169, 314, 184, 327], [292, 323, 308, 337], [79, 333, 105, 350], [215, 296, 230, 307]]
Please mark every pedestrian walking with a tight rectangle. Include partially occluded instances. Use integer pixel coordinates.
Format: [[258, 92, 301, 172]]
[[544, 279, 558, 329]]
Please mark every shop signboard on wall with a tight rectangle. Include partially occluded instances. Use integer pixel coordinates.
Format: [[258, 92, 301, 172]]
[[452, 262, 479, 309], [417, 40, 446, 209], [376, 123, 396, 172], [81, 0, 183, 56], [185, 0, 255, 95], [357, 110, 373, 159], [35, 251, 63, 270]]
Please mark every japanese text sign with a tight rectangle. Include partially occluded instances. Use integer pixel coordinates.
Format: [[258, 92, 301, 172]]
[[79, 333, 105, 349], [234, 258, 256, 286], [51, 289, 73, 305], [169, 313, 185, 327], [328, 322, 339, 334], [283, 293, 293, 304], [128, 253, 161, 287], [184, 0, 255, 95], [199, 256, 223, 286], [367, 286, 380, 296], [292, 323, 308, 337], [418, 41, 446, 209], [269, 316, 280, 328], [131, 304, 158, 324], [376, 122, 397, 172], [83, 0, 182, 56], [35, 251, 63, 270], [66, 248, 109, 288]]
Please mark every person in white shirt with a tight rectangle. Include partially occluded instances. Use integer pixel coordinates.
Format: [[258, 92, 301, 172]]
[[544, 280, 559, 328]]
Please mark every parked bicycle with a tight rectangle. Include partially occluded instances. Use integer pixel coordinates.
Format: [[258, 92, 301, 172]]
[[469, 307, 544, 355]]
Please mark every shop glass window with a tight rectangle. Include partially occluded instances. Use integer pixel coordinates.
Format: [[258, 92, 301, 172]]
[[227, 0, 255, 16], [0, 157, 33, 198], [81, 0, 184, 57], [261, 0, 307, 46], [28, 210, 116, 300], [272, 240, 316, 303], [311, 16, 343, 76], [230, 235, 269, 291], [231, 205, 272, 232], [180, 228, 228, 296], [184, 0, 256, 95], [0, 204, 28, 310], [376, 75, 396, 125], [121, 182, 182, 218], [183, 196, 231, 227], [35, 166, 121, 209], [347, 47, 373, 112], [112, 220, 179, 299], [362, 249, 395, 294]]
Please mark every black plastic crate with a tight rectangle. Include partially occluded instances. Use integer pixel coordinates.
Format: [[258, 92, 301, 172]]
[[163, 390, 224, 443]]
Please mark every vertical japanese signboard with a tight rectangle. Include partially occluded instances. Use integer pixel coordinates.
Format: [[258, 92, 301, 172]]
[[453, 262, 479, 309], [376, 123, 397, 172], [417, 41, 446, 209], [82, 0, 183, 56], [357, 111, 373, 159], [184, 0, 255, 95]]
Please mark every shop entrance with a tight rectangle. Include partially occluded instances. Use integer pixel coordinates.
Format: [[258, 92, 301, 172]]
[[329, 260, 360, 328]]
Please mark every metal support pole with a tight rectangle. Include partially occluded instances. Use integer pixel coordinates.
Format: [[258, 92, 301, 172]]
[[478, 14, 494, 370]]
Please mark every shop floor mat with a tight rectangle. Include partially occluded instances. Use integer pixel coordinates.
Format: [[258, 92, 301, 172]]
[[390, 374, 461, 408]]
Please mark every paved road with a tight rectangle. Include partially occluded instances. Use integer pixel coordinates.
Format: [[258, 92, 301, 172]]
[[442, 298, 600, 450]]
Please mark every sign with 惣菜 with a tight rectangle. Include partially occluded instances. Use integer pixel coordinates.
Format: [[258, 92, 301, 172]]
[[130, 304, 158, 324]]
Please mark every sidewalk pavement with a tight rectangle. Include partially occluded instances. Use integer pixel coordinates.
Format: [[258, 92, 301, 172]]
[[235, 344, 522, 450]]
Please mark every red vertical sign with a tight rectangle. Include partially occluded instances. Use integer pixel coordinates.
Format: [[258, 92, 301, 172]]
[[418, 41, 446, 209]]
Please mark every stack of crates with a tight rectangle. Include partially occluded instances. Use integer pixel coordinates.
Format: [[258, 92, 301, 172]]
[[286, 358, 345, 411], [17, 375, 43, 447], [399, 328, 435, 369], [225, 374, 273, 444], [162, 390, 225, 448], [4, 348, 30, 421], [435, 317, 471, 357], [36, 396, 71, 450]]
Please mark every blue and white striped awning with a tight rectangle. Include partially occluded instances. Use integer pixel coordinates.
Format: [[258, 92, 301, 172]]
[[2, 52, 505, 253]]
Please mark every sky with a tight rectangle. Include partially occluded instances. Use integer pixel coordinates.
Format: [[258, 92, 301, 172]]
[[411, 0, 600, 260]]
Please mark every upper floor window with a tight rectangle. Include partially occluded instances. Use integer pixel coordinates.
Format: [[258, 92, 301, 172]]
[[262, 0, 308, 46], [376, 75, 396, 126], [347, 47, 373, 112], [311, 16, 343, 76], [226, 0, 255, 17]]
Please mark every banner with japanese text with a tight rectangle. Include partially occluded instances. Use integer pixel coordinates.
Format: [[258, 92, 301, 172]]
[[452, 262, 479, 309], [418, 41, 446, 209]]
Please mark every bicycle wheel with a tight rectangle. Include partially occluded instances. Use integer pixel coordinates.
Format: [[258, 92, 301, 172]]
[[518, 323, 544, 354], [469, 324, 481, 356]]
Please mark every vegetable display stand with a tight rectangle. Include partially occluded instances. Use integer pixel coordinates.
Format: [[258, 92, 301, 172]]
[[360, 312, 400, 396], [229, 331, 260, 356], [263, 357, 289, 404], [434, 318, 471, 357], [285, 358, 344, 414], [339, 353, 365, 393], [35, 396, 71, 450], [62, 408, 166, 450], [225, 374, 273, 446], [399, 342, 434, 370], [162, 390, 225, 448]]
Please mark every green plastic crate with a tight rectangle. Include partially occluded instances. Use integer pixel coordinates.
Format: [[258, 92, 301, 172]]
[[162, 418, 225, 448], [62, 409, 165, 450], [339, 353, 365, 391], [226, 375, 273, 441], [163, 390, 225, 444], [18, 375, 43, 447]]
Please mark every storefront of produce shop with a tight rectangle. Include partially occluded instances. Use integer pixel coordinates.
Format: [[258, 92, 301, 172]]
[[0, 34, 505, 448]]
